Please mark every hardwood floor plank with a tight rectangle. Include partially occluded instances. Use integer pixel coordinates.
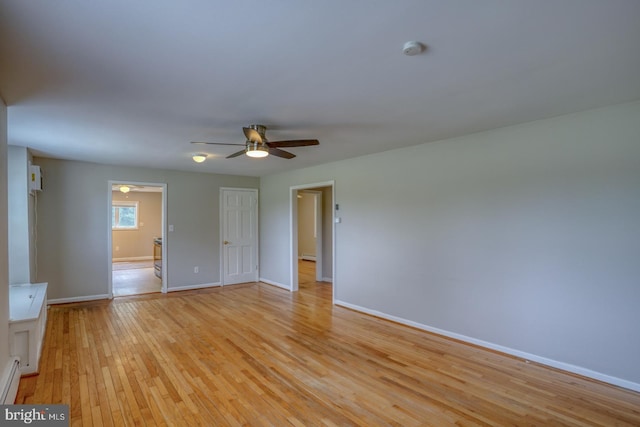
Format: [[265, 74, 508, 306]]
[[15, 263, 640, 425]]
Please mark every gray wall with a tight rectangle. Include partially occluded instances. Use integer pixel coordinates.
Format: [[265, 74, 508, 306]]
[[0, 99, 11, 386], [112, 190, 162, 260], [314, 186, 334, 280], [34, 158, 258, 299], [320, 186, 333, 280], [260, 101, 640, 388]]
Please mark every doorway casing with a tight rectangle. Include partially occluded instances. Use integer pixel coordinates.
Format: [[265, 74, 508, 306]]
[[289, 181, 335, 300], [298, 190, 323, 281], [107, 180, 167, 296]]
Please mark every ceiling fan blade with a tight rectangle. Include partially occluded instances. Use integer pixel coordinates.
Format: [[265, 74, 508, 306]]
[[191, 141, 244, 146], [243, 127, 263, 143], [226, 149, 247, 159], [267, 147, 296, 159], [192, 127, 316, 160], [266, 139, 320, 148]]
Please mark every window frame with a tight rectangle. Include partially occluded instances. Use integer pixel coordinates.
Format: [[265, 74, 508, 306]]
[[112, 200, 139, 230]]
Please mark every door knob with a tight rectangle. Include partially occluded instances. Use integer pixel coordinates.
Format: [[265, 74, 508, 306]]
[[223, 240, 230, 245]]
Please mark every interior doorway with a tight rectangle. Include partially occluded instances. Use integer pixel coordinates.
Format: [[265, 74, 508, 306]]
[[290, 181, 335, 296], [108, 181, 167, 297], [297, 190, 322, 287]]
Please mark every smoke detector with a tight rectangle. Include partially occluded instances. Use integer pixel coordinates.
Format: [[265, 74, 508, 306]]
[[403, 41, 424, 56]]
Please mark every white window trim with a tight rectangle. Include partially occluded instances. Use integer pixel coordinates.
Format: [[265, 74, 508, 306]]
[[112, 200, 139, 230]]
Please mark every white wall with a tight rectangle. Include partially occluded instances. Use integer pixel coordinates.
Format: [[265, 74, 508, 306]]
[[34, 158, 258, 299], [0, 99, 12, 391], [260, 101, 640, 389], [7, 146, 34, 284]]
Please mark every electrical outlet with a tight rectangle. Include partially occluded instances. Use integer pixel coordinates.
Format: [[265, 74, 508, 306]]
[[194, 266, 199, 273], [115, 246, 119, 251]]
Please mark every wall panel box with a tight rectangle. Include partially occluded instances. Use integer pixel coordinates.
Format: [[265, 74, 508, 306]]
[[29, 165, 43, 193]]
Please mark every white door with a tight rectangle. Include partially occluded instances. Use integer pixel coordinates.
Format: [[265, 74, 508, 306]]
[[222, 188, 258, 285]]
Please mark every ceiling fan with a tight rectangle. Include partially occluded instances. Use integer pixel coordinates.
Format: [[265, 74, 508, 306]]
[[191, 124, 319, 159]]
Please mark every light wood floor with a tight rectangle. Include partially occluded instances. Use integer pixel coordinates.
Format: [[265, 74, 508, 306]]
[[16, 264, 640, 426], [112, 261, 161, 297]]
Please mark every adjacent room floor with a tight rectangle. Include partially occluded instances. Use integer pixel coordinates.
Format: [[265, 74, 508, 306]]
[[112, 260, 161, 296], [298, 259, 318, 287]]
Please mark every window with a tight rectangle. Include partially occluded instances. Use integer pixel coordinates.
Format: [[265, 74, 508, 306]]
[[112, 201, 138, 230]]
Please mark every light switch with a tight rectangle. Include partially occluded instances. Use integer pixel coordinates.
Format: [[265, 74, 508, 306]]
[[169, 225, 174, 232]]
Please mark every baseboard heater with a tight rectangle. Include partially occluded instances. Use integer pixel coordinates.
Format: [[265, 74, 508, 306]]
[[1, 357, 20, 404]]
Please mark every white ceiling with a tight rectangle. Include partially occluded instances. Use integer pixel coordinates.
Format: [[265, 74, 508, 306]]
[[1, 1, 639, 177]]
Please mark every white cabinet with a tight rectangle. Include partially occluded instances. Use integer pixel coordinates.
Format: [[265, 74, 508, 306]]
[[9, 283, 48, 375]]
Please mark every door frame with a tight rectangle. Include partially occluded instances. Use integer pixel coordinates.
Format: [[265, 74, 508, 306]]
[[297, 190, 323, 282], [107, 180, 167, 297], [289, 181, 335, 297], [220, 187, 259, 286]]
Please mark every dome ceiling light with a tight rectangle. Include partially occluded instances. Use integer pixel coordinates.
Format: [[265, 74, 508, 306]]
[[192, 153, 207, 163]]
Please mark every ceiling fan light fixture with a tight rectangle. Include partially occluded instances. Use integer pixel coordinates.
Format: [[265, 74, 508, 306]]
[[119, 185, 130, 193], [190, 125, 317, 159], [192, 153, 207, 163], [245, 142, 269, 158]]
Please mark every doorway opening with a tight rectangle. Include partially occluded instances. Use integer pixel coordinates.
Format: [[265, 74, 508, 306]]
[[108, 181, 167, 297], [297, 190, 322, 288], [290, 181, 335, 299]]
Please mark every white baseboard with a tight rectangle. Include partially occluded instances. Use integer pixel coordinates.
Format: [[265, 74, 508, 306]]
[[112, 256, 153, 262], [299, 255, 316, 261], [259, 278, 290, 291], [321, 277, 333, 283], [334, 299, 640, 393], [48, 294, 111, 305], [167, 282, 221, 292], [1, 357, 21, 404]]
